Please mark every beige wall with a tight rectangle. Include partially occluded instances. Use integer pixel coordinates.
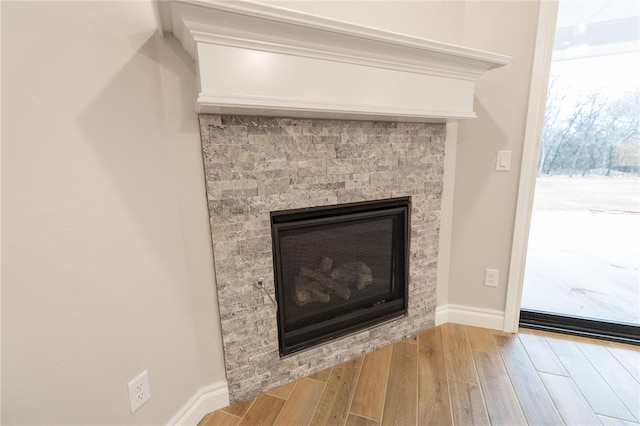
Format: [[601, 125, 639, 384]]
[[2, 0, 542, 423], [1, 1, 225, 424], [450, 1, 540, 311], [269, 1, 465, 43]]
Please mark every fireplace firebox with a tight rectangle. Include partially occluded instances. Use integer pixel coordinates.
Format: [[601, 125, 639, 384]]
[[271, 197, 410, 356]]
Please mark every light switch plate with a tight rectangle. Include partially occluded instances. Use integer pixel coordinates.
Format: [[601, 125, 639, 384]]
[[496, 150, 511, 171]]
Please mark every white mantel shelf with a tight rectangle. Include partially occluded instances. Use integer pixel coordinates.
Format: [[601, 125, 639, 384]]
[[158, 0, 511, 122]]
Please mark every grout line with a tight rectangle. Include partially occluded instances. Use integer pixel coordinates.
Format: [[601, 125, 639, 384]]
[[415, 333, 419, 425], [342, 357, 365, 426], [463, 327, 494, 425], [573, 339, 640, 422], [270, 380, 299, 425], [448, 378, 486, 386], [539, 333, 606, 424], [441, 324, 455, 383], [238, 397, 257, 423], [488, 328, 500, 353], [598, 413, 640, 423], [267, 394, 288, 401], [348, 354, 365, 421], [377, 343, 393, 424], [536, 370, 576, 378], [220, 411, 243, 420], [480, 338, 528, 423], [599, 342, 640, 380], [308, 371, 331, 425], [537, 371, 570, 425], [536, 331, 570, 376], [604, 345, 640, 385], [350, 412, 382, 423], [519, 330, 568, 376], [438, 326, 456, 425]]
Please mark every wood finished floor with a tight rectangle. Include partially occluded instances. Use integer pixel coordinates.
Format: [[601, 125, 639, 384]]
[[200, 324, 640, 426]]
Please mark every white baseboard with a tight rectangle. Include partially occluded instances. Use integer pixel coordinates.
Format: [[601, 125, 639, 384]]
[[436, 304, 505, 331], [168, 380, 229, 426]]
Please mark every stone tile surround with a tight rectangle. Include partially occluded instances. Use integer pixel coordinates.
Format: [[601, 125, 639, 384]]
[[199, 115, 445, 403]]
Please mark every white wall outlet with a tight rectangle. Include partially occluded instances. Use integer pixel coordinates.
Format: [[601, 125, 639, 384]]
[[484, 268, 499, 287], [127, 370, 151, 413]]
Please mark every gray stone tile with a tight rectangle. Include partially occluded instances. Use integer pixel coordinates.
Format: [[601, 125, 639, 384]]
[[199, 114, 446, 403]]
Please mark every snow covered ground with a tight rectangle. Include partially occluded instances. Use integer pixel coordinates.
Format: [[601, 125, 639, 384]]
[[521, 176, 640, 325]]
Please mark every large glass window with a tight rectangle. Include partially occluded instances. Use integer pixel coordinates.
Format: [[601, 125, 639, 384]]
[[521, 1, 640, 327]]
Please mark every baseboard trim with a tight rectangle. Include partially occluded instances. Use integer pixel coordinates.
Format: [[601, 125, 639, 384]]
[[436, 304, 505, 331], [168, 380, 229, 426]]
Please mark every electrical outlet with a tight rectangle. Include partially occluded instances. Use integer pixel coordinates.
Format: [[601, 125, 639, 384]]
[[484, 268, 499, 287], [127, 370, 151, 413]]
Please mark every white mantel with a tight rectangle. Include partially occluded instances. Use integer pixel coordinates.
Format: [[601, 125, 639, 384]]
[[158, 0, 510, 122]]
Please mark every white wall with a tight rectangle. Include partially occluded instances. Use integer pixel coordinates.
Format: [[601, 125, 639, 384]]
[[1, 1, 225, 424]]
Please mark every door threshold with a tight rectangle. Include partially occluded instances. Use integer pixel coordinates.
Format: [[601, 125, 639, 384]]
[[520, 310, 640, 346]]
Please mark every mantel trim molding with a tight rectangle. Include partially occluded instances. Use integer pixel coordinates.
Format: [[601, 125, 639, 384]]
[[158, 0, 511, 122]]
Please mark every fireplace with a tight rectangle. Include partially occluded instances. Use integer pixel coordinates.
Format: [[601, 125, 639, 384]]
[[198, 114, 446, 402], [159, 0, 509, 403], [272, 198, 410, 355]]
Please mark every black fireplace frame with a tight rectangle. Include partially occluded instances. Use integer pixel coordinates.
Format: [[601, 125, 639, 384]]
[[271, 197, 410, 356]]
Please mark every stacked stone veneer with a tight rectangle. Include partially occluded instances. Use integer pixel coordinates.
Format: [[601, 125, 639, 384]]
[[199, 115, 445, 403]]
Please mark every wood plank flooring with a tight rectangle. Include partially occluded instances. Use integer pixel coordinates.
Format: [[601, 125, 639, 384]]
[[200, 325, 639, 426]]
